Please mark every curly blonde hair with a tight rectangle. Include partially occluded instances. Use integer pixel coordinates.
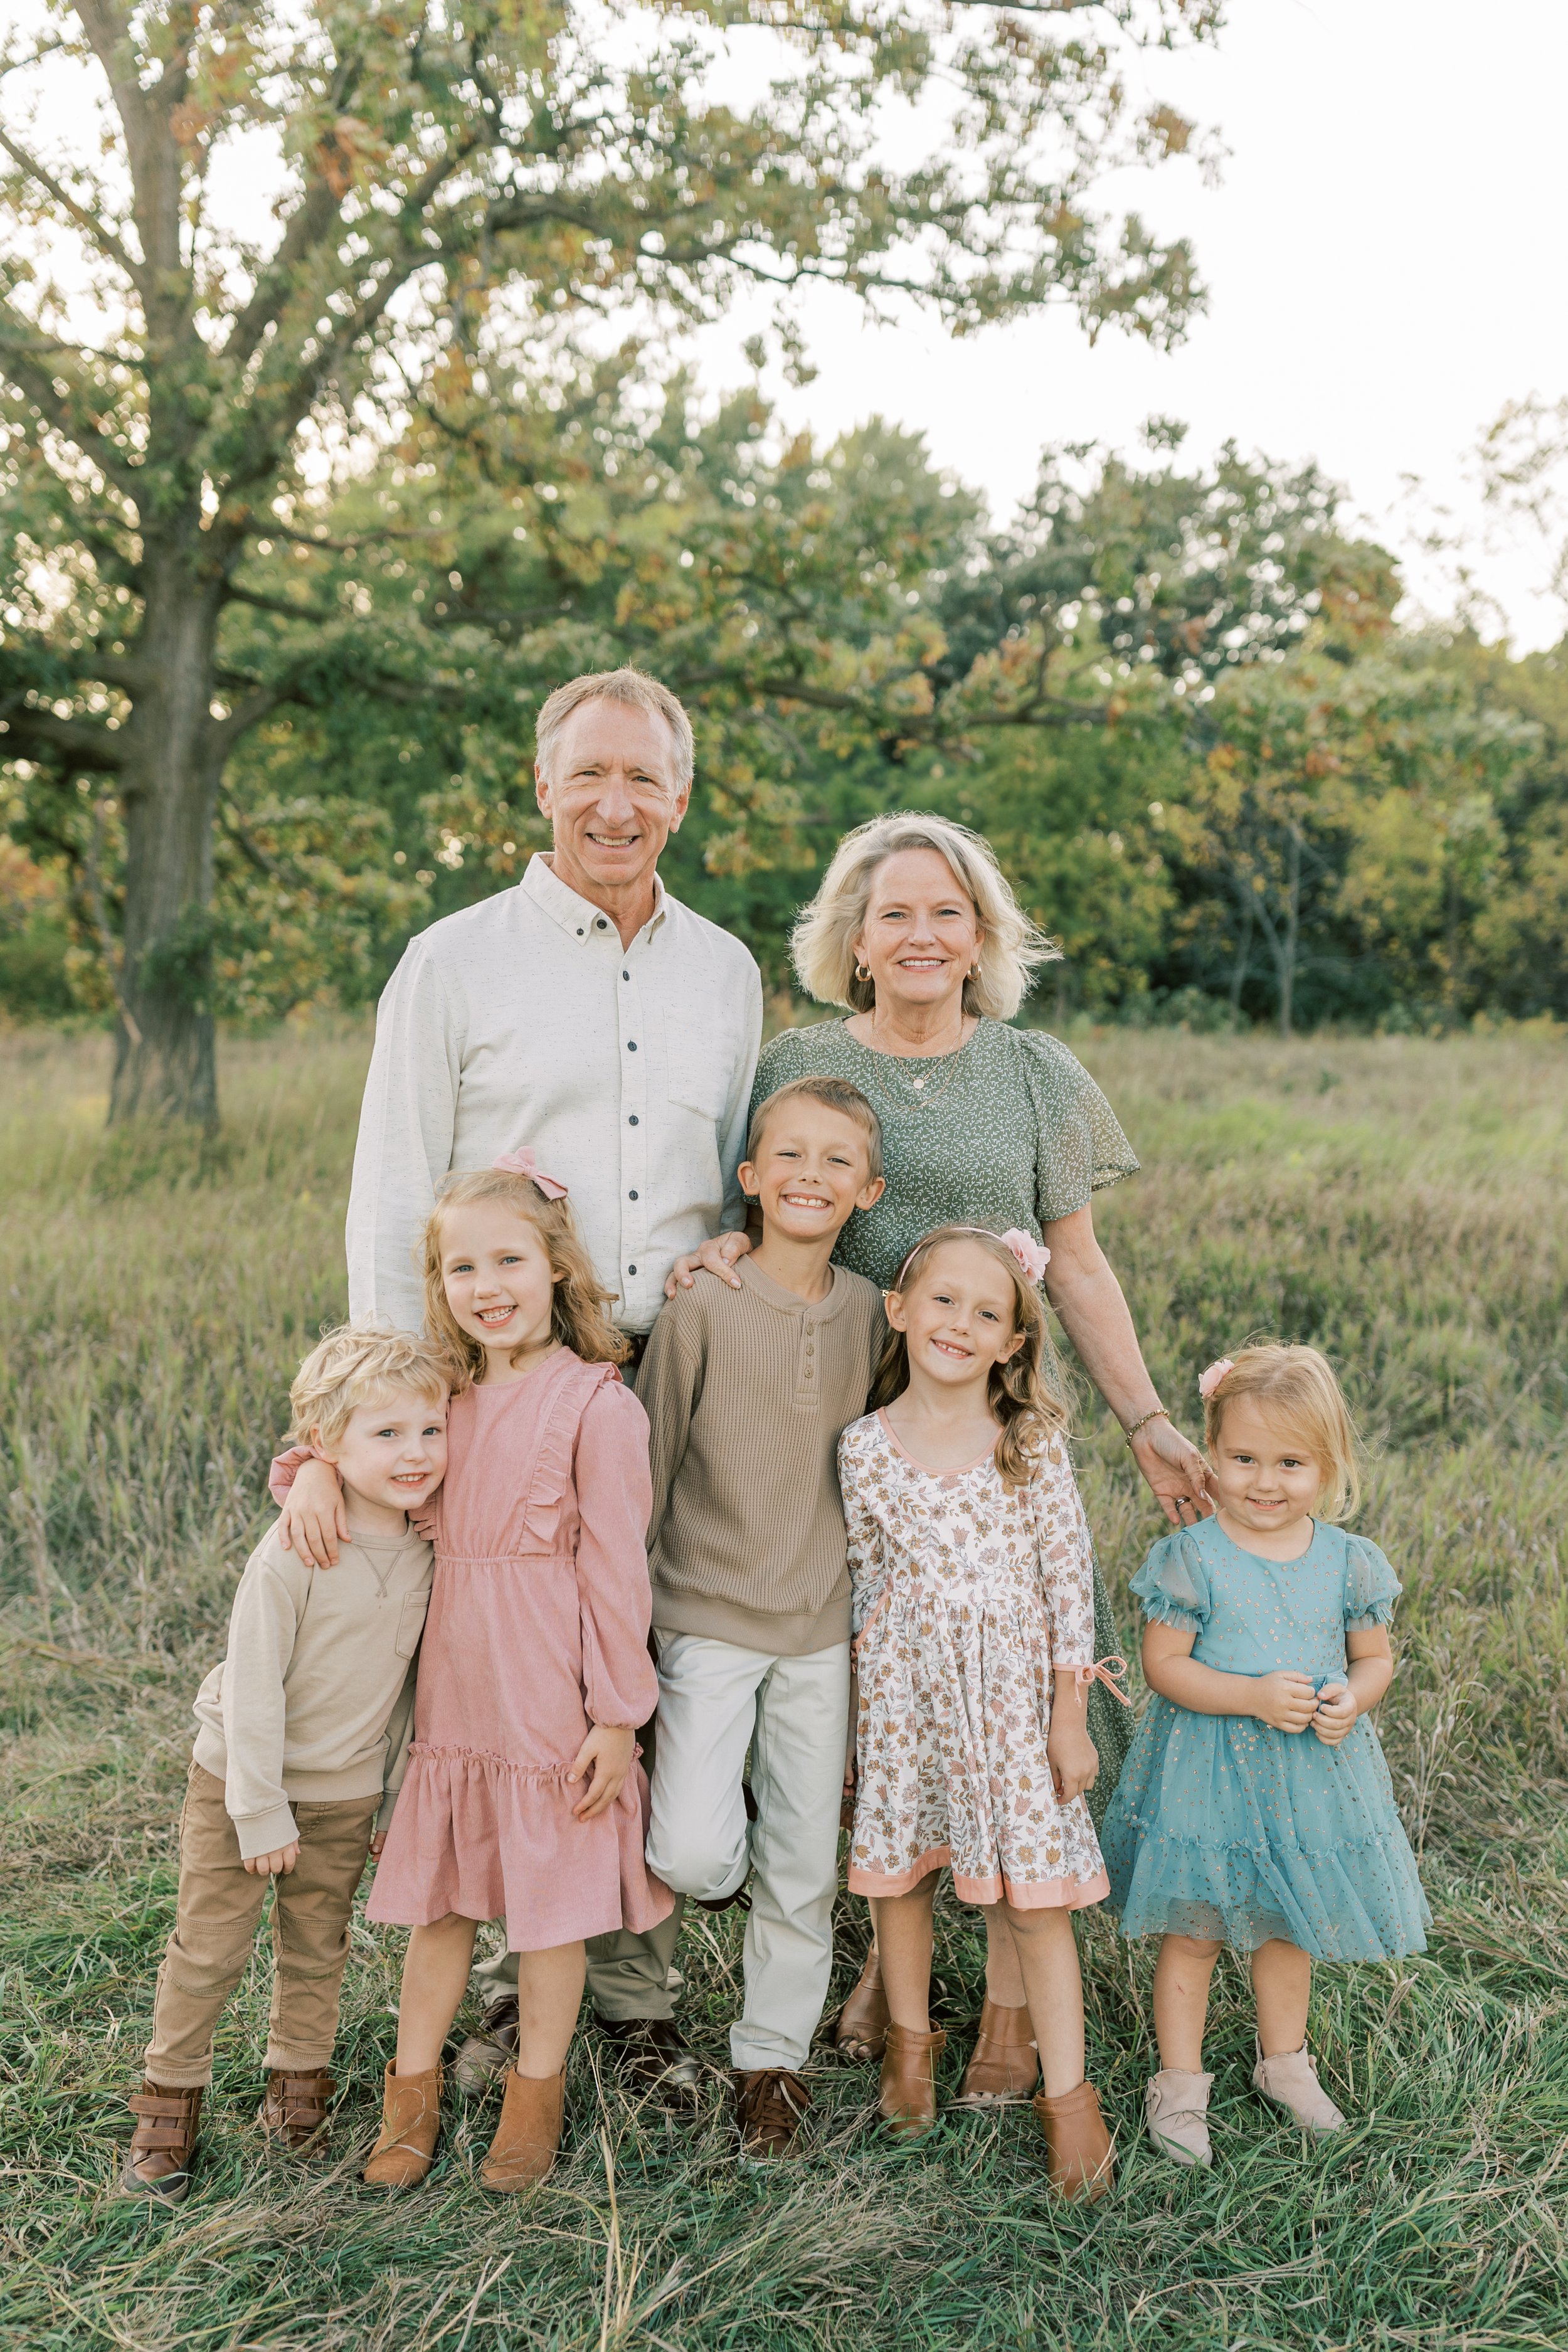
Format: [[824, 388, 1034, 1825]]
[[286, 1323, 450, 1450], [1203, 1343, 1362, 1520], [870, 1225, 1066, 1491], [790, 813, 1059, 1021], [422, 1169, 630, 1389]]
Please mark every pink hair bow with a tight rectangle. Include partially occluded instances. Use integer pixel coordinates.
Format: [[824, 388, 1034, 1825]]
[[492, 1146, 569, 1200], [1001, 1227, 1051, 1285], [1198, 1357, 1234, 1400]]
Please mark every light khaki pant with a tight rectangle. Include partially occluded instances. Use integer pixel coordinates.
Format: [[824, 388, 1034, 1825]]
[[144, 1763, 378, 2088]]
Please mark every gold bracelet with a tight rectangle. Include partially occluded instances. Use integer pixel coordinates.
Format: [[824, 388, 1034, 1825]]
[[1123, 1406, 1169, 1445]]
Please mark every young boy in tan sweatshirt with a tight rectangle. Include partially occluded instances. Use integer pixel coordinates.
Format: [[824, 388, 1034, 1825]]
[[119, 1325, 449, 2203], [638, 1076, 886, 2158]]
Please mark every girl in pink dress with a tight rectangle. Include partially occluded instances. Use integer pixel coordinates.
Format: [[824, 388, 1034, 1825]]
[[278, 1151, 670, 2195]]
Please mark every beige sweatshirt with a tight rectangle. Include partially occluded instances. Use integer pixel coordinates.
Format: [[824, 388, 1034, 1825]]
[[191, 1522, 433, 1860], [639, 1258, 885, 1655]]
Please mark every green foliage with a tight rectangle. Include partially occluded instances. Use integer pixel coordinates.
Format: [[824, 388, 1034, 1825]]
[[3, 1025, 1567, 2346]]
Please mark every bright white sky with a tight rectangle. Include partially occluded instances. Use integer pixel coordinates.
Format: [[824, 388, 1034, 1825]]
[[685, 0, 1568, 649]]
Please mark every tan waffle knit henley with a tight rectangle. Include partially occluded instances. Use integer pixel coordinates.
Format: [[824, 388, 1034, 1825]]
[[638, 1257, 886, 1655]]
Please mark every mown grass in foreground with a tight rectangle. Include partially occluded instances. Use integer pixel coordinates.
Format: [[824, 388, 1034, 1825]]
[[1, 1022, 1565, 2349]]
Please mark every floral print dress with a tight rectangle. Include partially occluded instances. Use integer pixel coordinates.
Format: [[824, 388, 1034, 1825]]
[[841, 1409, 1110, 1910]]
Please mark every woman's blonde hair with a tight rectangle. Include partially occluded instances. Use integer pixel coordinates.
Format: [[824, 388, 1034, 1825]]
[[287, 1323, 450, 1450], [870, 1225, 1066, 1491], [421, 1168, 630, 1389], [1203, 1343, 1362, 1520], [790, 812, 1059, 1021]]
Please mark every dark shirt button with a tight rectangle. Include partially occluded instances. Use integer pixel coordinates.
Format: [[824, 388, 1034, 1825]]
[[627, 1040, 637, 1051], [576, 927, 584, 937], [628, 1115, 638, 1126], [596, 917, 608, 928], [628, 1264, 637, 1275], [623, 970, 630, 980], [628, 1189, 638, 1200]]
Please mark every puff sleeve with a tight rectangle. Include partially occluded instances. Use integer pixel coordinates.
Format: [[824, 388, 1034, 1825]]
[[841, 1426, 887, 1641], [1343, 1533, 1401, 1630], [1130, 1529, 1212, 1634], [571, 1380, 660, 1729]]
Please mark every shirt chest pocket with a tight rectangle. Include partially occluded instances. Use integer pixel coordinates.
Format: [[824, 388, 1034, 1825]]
[[663, 1008, 734, 1123], [395, 1592, 430, 1660]]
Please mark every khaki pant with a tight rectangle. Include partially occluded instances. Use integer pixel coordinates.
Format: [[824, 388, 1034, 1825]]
[[645, 1634, 849, 2072], [144, 1764, 378, 2088]]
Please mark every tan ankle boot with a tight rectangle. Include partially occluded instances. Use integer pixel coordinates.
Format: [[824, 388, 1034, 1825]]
[[835, 1946, 889, 2063], [363, 2062, 443, 2190], [878, 2021, 946, 2139], [119, 2080, 203, 2202], [953, 1999, 1039, 2107], [480, 2065, 565, 2193], [1033, 2079, 1115, 2201], [1253, 2041, 1345, 2135], [1145, 2069, 1213, 2168]]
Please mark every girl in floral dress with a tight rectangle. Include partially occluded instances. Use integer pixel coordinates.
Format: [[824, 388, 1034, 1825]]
[[840, 1224, 1125, 2200]]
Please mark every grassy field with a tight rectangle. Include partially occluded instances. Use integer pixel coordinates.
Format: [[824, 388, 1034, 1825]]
[[1, 1021, 1566, 2351]]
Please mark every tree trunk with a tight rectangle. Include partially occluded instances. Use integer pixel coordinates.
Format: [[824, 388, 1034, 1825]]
[[109, 543, 226, 1128], [1278, 821, 1302, 1040]]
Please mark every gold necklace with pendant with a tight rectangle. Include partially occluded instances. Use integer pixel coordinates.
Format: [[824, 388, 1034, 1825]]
[[876, 1028, 969, 1110]]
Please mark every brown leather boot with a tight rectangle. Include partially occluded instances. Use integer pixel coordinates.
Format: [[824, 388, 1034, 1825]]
[[732, 2067, 812, 2160], [1033, 2079, 1115, 2202], [953, 1999, 1040, 2108], [362, 2062, 443, 2191], [835, 1945, 890, 2063], [119, 2080, 203, 2202], [878, 2021, 946, 2140], [258, 2069, 336, 2153], [479, 2065, 564, 2193]]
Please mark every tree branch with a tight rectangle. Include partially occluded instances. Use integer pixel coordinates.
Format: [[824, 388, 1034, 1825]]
[[0, 302, 139, 490], [0, 699, 127, 770], [225, 582, 339, 627], [0, 117, 144, 291]]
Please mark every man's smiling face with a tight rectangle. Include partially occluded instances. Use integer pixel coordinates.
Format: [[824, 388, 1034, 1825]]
[[534, 697, 689, 914]]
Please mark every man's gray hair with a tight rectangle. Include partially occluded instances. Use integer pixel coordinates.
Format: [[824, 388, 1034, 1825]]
[[534, 667, 695, 794]]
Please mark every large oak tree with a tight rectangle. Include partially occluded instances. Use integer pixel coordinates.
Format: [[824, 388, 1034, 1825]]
[[0, 0, 1216, 1124]]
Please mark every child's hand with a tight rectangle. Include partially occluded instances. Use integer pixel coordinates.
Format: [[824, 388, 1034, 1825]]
[[277, 1458, 349, 1568], [1047, 1719, 1099, 1803], [407, 1505, 437, 1542], [369, 1830, 386, 1858], [568, 1722, 636, 1821], [1311, 1683, 1359, 1746], [243, 1841, 299, 1877], [1252, 1671, 1320, 1733]]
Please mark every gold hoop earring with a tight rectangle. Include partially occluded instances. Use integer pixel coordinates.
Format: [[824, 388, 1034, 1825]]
[[855, 963, 871, 983]]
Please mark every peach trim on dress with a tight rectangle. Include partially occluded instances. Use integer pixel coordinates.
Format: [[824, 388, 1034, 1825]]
[[849, 1853, 1110, 1912], [876, 1409, 997, 1480], [848, 1843, 951, 1898]]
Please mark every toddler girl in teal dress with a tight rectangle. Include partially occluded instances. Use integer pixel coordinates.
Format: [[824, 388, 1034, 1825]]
[[1101, 1343, 1429, 2168]]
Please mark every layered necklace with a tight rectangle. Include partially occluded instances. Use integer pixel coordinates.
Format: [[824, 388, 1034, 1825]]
[[867, 1018, 974, 1111]]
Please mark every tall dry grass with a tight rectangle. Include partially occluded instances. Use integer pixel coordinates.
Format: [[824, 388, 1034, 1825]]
[[1, 1022, 1565, 2349]]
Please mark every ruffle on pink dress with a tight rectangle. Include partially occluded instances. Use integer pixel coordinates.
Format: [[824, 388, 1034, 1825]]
[[364, 1350, 672, 1952]]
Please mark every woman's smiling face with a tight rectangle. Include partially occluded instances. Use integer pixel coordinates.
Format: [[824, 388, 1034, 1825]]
[[853, 848, 984, 1019]]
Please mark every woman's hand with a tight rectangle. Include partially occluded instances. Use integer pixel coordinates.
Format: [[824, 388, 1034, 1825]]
[[568, 1722, 637, 1820], [1130, 1415, 1216, 1528], [369, 1830, 387, 1858], [1251, 1671, 1320, 1734], [276, 1456, 349, 1568], [243, 1841, 299, 1877], [664, 1229, 753, 1296]]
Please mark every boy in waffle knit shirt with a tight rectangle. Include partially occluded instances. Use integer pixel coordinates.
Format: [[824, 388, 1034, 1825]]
[[639, 1076, 886, 2158], [119, 1325, 450, 2203]]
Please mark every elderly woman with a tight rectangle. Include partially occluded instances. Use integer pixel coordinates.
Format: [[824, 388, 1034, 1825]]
[[676, 812, 1211, 2105]]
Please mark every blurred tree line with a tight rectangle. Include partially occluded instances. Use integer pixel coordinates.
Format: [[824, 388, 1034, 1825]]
[[8, 356, 1563, 1037]]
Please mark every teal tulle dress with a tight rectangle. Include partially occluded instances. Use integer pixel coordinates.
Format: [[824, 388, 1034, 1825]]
[[1101, 1516, 1430, 1959]]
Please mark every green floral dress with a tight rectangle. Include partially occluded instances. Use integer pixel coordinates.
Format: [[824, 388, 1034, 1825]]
[[751, 1017, 1141, 1822]]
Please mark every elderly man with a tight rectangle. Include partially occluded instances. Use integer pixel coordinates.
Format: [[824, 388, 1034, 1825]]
[[282, 667, 761, 2105]]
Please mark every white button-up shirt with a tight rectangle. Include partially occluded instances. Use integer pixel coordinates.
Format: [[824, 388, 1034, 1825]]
[[346, 855, 763, 1335]]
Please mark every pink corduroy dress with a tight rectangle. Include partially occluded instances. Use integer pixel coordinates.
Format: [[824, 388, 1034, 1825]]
[[366, 1349, 672, 1952]]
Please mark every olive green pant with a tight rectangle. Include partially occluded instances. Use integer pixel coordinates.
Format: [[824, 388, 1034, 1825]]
[[144, 1764, 377, 2088]]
